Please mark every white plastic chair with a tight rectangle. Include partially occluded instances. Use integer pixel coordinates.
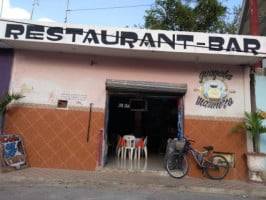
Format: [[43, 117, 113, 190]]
[[123, 135, 136, 160], [135, 136, 148, 160]]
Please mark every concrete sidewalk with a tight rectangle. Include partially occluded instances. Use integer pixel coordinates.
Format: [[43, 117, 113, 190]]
[[0, 167, 266, 198]]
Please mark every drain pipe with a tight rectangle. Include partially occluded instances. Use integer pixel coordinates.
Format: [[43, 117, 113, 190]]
[[248, 0, 260, 112], [87, 103, 93, 142], [249, 0, 259, 36], [248, 0, 260, 152]]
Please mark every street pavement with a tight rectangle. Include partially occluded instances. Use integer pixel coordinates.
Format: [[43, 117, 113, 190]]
[[0, 167, 266, 198]]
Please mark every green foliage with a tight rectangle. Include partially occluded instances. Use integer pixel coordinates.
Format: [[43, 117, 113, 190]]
[[144, 0, 240, 33], [231, 112, 266, 152], [0, 92, 24, 135], [145, 0, 195, 31], [0, 92, 24, 115], [219, 5, 241, 34]]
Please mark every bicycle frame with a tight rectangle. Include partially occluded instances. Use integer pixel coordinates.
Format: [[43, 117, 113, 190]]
[[184, 142, 210, 168]]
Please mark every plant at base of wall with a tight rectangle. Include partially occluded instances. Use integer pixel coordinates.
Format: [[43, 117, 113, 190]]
[[231, 112, 266, 183], [0, 92, 24, 135], [232, 112, 266, 153]]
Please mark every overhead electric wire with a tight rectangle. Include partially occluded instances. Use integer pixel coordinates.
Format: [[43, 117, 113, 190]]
[[64, 2, 154, 22], [67, 4, 154, 12]]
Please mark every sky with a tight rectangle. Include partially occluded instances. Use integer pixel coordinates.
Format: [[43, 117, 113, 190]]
[[0, 0, 243, 28]]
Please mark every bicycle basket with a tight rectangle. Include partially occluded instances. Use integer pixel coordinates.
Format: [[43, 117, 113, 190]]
[[175, 140, 185, 151]]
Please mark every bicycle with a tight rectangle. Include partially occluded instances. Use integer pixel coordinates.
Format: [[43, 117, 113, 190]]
[[166, 137, 229, 180]]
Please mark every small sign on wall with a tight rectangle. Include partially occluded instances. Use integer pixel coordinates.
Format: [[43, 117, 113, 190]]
[[60, 92, 88, 106], [194, 70, 235, 109], [0, 134, 28, 172]]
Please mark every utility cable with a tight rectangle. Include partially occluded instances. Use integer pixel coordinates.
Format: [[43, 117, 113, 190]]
[[67, 4, 154, 12]]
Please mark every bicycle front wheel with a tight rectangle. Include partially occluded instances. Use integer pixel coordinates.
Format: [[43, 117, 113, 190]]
[[166, 152, 189, 179], [205, 155, 229, 180]]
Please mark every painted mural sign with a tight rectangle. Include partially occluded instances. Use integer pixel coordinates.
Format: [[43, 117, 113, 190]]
[[0, 20, 265, 57], [0, 134, 28, 170], [195, 70, 234, 109]]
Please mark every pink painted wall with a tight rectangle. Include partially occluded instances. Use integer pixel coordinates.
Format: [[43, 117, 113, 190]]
[[10, 50, 250, 118]]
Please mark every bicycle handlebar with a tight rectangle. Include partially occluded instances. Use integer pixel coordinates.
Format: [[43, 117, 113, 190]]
[[183, 136, 195, 143]]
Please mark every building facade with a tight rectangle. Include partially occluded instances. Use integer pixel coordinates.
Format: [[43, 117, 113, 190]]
[[0, 19, 265, 180]]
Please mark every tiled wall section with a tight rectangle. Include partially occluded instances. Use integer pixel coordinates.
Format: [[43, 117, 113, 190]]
[[185, 117, 248, 180], [5, 106, 248, 180], [5, 106, 104, 171]]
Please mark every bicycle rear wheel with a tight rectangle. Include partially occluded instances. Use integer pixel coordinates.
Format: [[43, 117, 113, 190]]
[[205, 155, 229, 180], [166, 152, 189, 179]]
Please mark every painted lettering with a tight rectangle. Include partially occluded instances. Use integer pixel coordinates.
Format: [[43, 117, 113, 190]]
[[158, 34, 175, 49], [47, 27, 63, 41], [140, 33, 155, 47], [209, 36, 224, 51], [66, 28, 83, 42], [195, 96, 233, 109], [199, 70, 233, 83], [177, 35, 193, 49], [120, 32, 138, 48], [243, 38, 260, 54], [101, 30, 119, 45], [2, 23, 262, 55], [209, 36, 261, 54], [5, 24, 24, 39], [226, 38, 241, 52], [25, 25, 44, 40], [82, 29, 99, 44]]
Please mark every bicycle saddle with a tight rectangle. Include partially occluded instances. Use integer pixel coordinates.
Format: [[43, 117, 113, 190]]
[[203, 146, 213, 151]]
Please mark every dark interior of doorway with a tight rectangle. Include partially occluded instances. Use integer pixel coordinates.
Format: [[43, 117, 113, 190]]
[[107, 94, 179, 157]]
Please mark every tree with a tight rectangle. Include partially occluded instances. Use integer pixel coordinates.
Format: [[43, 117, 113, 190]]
[[144, 0, 239, 33], [220, 5, 241, 34]]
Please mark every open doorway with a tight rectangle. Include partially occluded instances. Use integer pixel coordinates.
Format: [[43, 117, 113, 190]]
[[105, 94, 181, 170], [104, 79, 187, 170]]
